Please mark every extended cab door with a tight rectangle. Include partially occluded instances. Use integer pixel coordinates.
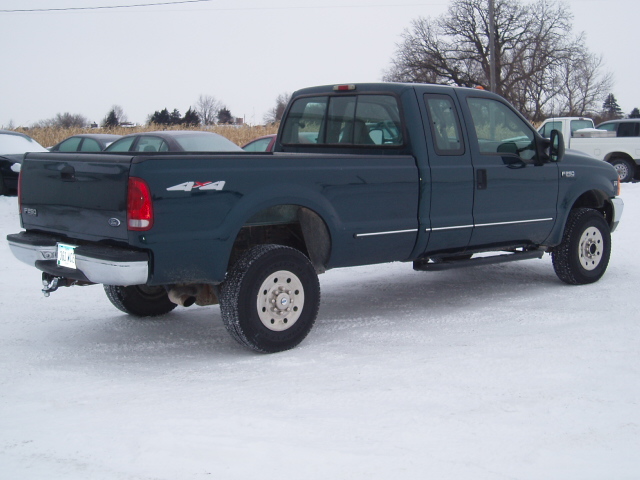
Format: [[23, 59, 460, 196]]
[[457, 92, 559, 247], [420, 91, 475, 254]]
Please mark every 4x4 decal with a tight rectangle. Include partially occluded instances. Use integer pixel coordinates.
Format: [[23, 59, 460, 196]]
[[166, 181, 225, 192]]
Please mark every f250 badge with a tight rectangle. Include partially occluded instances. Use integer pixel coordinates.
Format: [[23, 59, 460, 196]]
[[166, 181, 225, 192]]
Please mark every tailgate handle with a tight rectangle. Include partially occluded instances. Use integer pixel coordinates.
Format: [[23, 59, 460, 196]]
[[60, 165, 76, 181]]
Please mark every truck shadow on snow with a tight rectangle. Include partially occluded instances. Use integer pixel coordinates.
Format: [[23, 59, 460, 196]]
[[316, 259, 565, 326], [68, 258, 571, 359]]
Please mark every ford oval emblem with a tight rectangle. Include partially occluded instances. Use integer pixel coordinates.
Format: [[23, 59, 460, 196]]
[[108, 218, 121, 227]]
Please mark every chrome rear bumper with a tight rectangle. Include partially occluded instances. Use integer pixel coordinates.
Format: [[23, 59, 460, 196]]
[[7, 231, 149, 286]]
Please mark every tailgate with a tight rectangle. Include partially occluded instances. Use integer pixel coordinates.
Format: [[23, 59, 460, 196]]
[[19, 152, 133, 242]]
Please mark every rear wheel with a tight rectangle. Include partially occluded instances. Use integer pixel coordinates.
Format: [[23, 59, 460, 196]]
[[552, 208, 611, 285], [610, 158, 635, 182], [219, 244, 320, 353], [104, 284, 177, 317]]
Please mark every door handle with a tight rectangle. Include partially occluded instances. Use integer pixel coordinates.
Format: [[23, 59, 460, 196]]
[[477, 169, 487, 190]]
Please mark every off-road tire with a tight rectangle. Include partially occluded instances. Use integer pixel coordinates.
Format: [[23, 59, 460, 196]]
[[219, 244, 320, 353], [104, 284, 177, 317], [610, 158, 635, 183], [552, 208, 611, 285]]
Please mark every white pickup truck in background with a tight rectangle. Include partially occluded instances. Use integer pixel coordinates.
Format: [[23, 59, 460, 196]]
[[538, 117, 640, 182]]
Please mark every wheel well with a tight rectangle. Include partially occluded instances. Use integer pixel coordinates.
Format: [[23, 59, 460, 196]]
[[605, 152, 633, 163], [229, 205, 331, 274], [571, 190, 614, 228]]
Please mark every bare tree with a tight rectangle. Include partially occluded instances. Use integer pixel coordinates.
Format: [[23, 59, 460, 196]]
[[34, 112, 87, 128], [384, 0, 612, 121], [195, 94, 222, 125], [263, 92, 292, 124]]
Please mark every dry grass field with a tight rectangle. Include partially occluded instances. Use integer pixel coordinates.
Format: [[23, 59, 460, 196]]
[[15, 124, 279, 149]]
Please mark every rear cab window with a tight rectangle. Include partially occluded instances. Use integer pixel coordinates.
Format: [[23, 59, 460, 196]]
[[570, 119, 594, 135], [281, 94, 404, 147]]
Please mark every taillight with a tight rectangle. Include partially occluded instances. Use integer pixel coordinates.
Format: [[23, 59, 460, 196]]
[[127, 177, 153, 231]]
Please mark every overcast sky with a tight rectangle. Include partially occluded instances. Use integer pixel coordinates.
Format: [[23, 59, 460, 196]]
[[0, 0, 637, 127]]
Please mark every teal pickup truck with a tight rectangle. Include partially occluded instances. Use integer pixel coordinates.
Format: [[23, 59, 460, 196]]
[[7, 83, 624, 352]]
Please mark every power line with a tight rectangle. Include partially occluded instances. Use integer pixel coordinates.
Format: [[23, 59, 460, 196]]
[[0, 0, 213, 13], [0, 1, 440, 14]]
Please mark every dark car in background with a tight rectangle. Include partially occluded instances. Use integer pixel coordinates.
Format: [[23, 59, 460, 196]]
[[105, 130, 242, 153], [242, 134, 277, 152], [0, 129, 48, 195], [49, 134, 122, 152]]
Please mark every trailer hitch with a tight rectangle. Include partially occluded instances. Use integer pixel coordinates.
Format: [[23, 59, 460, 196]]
[[42, 274, 63, 297]]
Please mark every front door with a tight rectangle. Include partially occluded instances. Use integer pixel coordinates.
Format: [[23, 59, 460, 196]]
[[457, 93, 559, 247]]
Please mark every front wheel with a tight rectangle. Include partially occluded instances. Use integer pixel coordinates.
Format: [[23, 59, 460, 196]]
[[104, 284, 177, 317], [219, 245, 320, 353], [610, 158, 635, 183], [552, 208, 611, 285]]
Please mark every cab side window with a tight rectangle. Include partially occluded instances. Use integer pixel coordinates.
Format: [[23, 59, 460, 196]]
[[617, 122, 639, 137], [425, 94, 464, 155], [467, 97, 537, 161], [539, 121, 561, 138]]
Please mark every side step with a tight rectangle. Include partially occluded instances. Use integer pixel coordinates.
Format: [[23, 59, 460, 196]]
[[413, 249, 544, 272]]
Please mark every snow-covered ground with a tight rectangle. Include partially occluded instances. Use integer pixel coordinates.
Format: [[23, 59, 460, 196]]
[[1, 185, 639, 480]]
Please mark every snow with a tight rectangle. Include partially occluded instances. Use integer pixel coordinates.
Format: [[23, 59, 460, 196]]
[[1, 185, 639, 479]]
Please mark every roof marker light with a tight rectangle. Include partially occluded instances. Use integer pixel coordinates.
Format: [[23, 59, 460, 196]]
[[333, 84, 356, 91]]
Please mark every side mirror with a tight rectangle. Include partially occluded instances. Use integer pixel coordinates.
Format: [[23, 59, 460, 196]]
[[549, 129, 565, 162]]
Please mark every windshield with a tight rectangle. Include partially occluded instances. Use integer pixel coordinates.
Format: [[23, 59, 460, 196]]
[[0, 132, 48, 155]]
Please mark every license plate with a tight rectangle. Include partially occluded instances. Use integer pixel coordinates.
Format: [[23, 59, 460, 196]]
[[57, 243, 77, 269]]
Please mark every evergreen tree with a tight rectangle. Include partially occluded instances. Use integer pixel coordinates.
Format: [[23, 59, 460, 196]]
[[103, 109, 119, 128], [183, 107, 201, 126], [150, 108, 171, 125], [217, 107, 233, 125], [169, 109, 182, 125], [629, 108, 640, 119], [602, 93, 623, 120]]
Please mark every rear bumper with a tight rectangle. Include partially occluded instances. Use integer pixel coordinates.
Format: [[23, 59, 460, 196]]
[[7, 231, 149, 285]]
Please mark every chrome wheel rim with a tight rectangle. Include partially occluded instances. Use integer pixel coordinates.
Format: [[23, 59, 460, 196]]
[[579, 226, 604, 271], [614, 162, 630, 180], [257, 270, 304, 331]]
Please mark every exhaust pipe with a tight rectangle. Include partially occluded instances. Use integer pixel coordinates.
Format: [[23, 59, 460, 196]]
[[167, 285, 197, 307], [167, 284, 219, 307]]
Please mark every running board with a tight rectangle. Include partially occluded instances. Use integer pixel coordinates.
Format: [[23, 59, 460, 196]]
[[413, 250, 544, 272]]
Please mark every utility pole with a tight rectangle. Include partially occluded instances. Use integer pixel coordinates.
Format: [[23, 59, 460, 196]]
[[488, 0, 497, 93]]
